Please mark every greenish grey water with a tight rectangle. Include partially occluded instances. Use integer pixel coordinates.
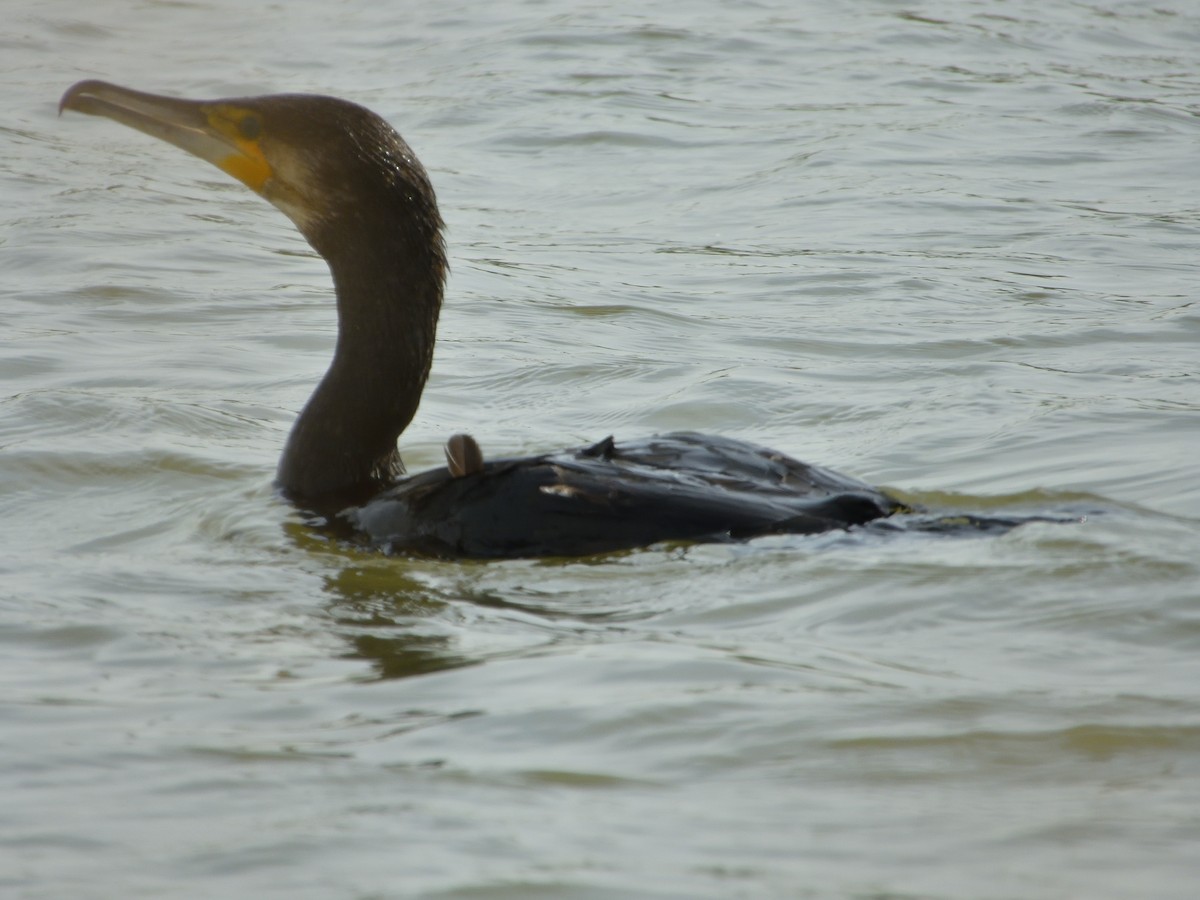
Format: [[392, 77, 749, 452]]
[[3, 0, 1199, 897]]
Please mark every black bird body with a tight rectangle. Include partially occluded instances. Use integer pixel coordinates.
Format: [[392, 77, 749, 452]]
[[60, 80, 901, 558], [348, 432, 899, 558]]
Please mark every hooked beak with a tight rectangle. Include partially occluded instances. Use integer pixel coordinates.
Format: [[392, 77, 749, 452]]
[[60, 79, 273, 194]]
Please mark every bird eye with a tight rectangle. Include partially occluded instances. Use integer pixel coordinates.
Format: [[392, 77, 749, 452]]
[[238, 115, 261, 140]]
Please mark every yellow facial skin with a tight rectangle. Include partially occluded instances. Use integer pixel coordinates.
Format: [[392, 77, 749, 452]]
[[202, 104, 273, 194]]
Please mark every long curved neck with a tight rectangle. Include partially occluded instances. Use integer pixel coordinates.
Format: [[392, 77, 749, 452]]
[[276, 207, 445, 502]]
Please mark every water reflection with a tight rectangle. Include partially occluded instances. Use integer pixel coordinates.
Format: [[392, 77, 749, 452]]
[[344, 631, 474, 680], [301, 486, 1101, 684], [321, 563, 478, 681]]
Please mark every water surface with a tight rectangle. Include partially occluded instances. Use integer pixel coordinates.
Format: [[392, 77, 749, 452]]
[[3, 0, 1199, 897]]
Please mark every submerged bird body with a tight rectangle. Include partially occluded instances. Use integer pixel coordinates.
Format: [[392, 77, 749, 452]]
[[60, 80, 901, 558], [350, 432, 896, 557]]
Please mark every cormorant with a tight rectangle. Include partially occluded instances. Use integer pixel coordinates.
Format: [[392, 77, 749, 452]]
[[60, 80, 902, 558]]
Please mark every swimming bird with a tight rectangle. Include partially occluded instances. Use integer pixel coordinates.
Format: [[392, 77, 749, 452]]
[[60, 80, 902, 558]]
